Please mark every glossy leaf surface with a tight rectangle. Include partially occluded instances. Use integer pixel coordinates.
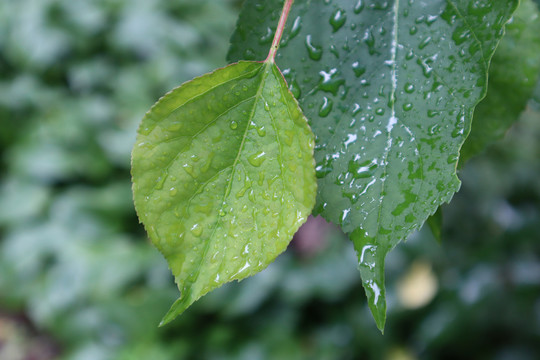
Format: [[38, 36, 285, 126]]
[[461, 0, 540, 162], [132, 61, 316, 325], [229, 0, 518, 330]]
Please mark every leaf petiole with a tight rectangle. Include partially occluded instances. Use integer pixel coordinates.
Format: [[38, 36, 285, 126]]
[[265, 0, 294, 63]]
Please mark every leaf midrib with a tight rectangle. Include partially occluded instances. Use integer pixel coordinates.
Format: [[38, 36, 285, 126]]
[[180, 61, 272, 305]]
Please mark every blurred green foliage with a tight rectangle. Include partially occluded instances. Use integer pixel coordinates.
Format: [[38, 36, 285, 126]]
[[0, 1, 539, 359]]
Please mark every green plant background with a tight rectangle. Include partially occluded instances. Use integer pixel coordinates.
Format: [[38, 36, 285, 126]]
[[0, 0, 539, 359]]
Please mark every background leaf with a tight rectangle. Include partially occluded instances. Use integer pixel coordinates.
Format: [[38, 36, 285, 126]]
[[132, 61, 316, 324], [426, 207, 443, 244], [426, 0, 540, 242], [229, 0, 518, 330], [460, 0, 540, 163]]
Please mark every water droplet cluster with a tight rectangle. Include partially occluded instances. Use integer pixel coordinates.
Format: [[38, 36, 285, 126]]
[[227, 0, 518, 330]]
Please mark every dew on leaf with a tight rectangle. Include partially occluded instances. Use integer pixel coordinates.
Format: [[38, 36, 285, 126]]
[[363, 30, 376, 55], [247, 151, 267, 167], [290, 16, 302, 39], [330, 9, 347, 32], [353, 0, 364, 14], [259, 27, 273, 45], [403, 103, 413, 111], [352, 61, 366, 77], [288, 79, 301, 98], [154, 174, 167, 190], [257, 126, 266, 137], [305, 35, 323, 60], [318, 68, 345, 95], [427, 110, 439, 118], [318, 96, 333, 117], [190, 224, 203, 237], [404, 83, 415, 93], [419, 36, 432, 49]]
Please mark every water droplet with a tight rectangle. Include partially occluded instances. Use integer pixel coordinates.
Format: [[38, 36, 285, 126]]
[[318, 96, 333, 117], [318, 68, 345, 95], [429, 124, 441, 135], [230, 120, 238, 130], [283, 130, 294, 146], [409, 26, 418, 35], [248, 151, 267, 167], [169, 187, 177, 196], [329, 8, 347, 32], [363, 30, 376, 55], [404, 83, 415, 93], [419, 36, 432, 50], [375, 108, 385, 116], [405, 50, 414, 60], [348, 159, 378, 179], [427, 110, 439, 118], [329, 44, 340, 59], [259, 27, 273, 45], [190, 224, 202, 237], [290, 16, 302, 39], [316, 156, 334, 178], [182, 163, 195, 178], [243, 48, 256, 60], [264, 101, 270, 111], [447, 154, 458, 164], [403, 103, 413, 111], [354, 0, 364, 13], [257, 126, 266, 137], [288, 79, 301, 98], [352, 61, 366, 77], [154, 173, 167, 190], [305, 35, 323, 60]]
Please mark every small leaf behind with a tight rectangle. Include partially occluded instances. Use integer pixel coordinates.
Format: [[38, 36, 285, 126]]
[[131, 61, 316, 325]]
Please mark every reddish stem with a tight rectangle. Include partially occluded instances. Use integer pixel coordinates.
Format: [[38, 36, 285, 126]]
[[265, 0, 294, 63]]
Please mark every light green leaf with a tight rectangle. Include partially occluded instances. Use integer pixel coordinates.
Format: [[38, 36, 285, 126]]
[[229, 0, 518, 331], [131, 60, 316, 325], [460, 0, 540, 163]]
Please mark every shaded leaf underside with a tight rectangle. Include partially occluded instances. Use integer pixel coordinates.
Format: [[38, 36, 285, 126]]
[[427, 0, 540, 240], [132, 61, 316, 325], [461, 0, 540, 163], [229, 0, 518, 330]]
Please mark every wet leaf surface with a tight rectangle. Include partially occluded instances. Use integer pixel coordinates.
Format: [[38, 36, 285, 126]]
[[229, 0, 518, 330], [132, 60, 316, 325]]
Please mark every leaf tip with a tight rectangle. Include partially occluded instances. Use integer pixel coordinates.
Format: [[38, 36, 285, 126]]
[[158, 295, 192, 327], [371, 304, 387, 334]]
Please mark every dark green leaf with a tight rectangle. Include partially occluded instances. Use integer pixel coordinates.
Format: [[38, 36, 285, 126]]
[[460, 0, 540, 163], [426, 207, 443, 244], [132, 60, 317, 325], [229, 0, 518, 331]]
